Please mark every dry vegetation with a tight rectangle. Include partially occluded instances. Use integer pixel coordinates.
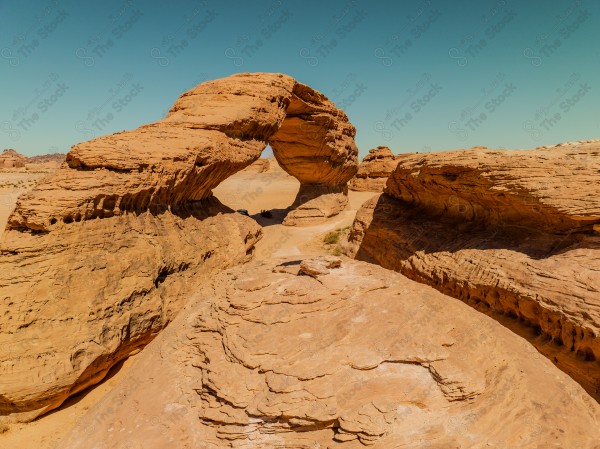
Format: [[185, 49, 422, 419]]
[[322, 225, 351, 255]]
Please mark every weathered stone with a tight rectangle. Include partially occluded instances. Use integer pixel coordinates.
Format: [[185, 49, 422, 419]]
[[0, 73, 358, 422], [348, 146, 399, 192], [57, 258, 600, 449], [345, 140, 600, 399]]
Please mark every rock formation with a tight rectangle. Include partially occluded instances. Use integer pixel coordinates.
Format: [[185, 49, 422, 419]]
[[348, 146, 398, 192], [0, 149, 26, 168], [57, 257, 600, 449], [345, 140, 600, 399], [0, 73, 358, 423], [8, 73, 357, 232]]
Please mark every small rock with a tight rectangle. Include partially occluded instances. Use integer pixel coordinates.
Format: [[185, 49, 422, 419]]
[[299, 256, 342, 277]]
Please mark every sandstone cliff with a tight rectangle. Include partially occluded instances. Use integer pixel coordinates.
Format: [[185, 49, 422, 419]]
[[345, 140, 600, 399], [56, 257, 600, 449]]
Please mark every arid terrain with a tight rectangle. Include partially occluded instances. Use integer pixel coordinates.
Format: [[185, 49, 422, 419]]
[[1, 73, 599, 448], [0, 158, 376, 448]]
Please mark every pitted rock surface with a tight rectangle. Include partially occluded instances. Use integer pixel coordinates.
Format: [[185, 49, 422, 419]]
[[346, 140, 600, 400]]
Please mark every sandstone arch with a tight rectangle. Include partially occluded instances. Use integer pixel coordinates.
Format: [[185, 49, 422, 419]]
[[0, 73, 358, 422], [8, 73, 358, 232]]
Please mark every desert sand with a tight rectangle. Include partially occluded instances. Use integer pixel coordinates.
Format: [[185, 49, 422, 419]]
[[213, 159, 376, 260]]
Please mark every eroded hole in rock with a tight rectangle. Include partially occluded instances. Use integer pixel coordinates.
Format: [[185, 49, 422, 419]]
[[154, 263, 191, 288], [212, 145, 301, 226]]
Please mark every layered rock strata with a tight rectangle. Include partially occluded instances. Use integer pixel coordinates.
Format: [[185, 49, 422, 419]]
[[345, 141, 600, 399], [0, 73, 358, 422], [57, 257, 600, 449], [349, 146, 398, 192]]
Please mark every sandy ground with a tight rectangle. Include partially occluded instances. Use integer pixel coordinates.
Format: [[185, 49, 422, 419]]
[[213, 161, 375, 259], [0, 160, 377, 448]]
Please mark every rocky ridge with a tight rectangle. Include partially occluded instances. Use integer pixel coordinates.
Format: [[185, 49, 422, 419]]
[[345, 140, 600, 399]]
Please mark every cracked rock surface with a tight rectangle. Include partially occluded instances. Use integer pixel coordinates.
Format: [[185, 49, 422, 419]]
[[58, 257, 600, 449]]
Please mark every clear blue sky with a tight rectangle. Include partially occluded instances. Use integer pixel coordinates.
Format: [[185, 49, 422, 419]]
[[1, 0, 599, 157]]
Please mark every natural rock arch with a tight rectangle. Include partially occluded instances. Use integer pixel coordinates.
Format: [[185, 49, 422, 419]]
[[8, 73, 358, 232], [0, 73, 358, 423]]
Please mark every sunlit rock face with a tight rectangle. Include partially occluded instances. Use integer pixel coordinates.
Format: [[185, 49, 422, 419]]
[[0, 73, 358, 422], [345, 141, 600, 400]]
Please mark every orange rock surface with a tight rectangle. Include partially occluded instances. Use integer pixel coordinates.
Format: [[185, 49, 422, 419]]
[[0, 73, 358, 423], [345, 140, 600, 399], [56, 257, 600, 449], [349, 146, 398, 192]]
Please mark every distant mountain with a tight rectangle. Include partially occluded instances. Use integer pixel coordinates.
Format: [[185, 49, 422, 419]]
[[26, 153, 66, 164], [1, 149, 27, 160], [0, 149, 66, 166]]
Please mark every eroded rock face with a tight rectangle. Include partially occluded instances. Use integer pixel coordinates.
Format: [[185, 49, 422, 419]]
[[0, 73, 358, 422], [348, 146, 398, 192], [0, 199, 261, 423], [57, 258, 600, 449], [8, 73, 357, 232], [345, 140, 600, 399]]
